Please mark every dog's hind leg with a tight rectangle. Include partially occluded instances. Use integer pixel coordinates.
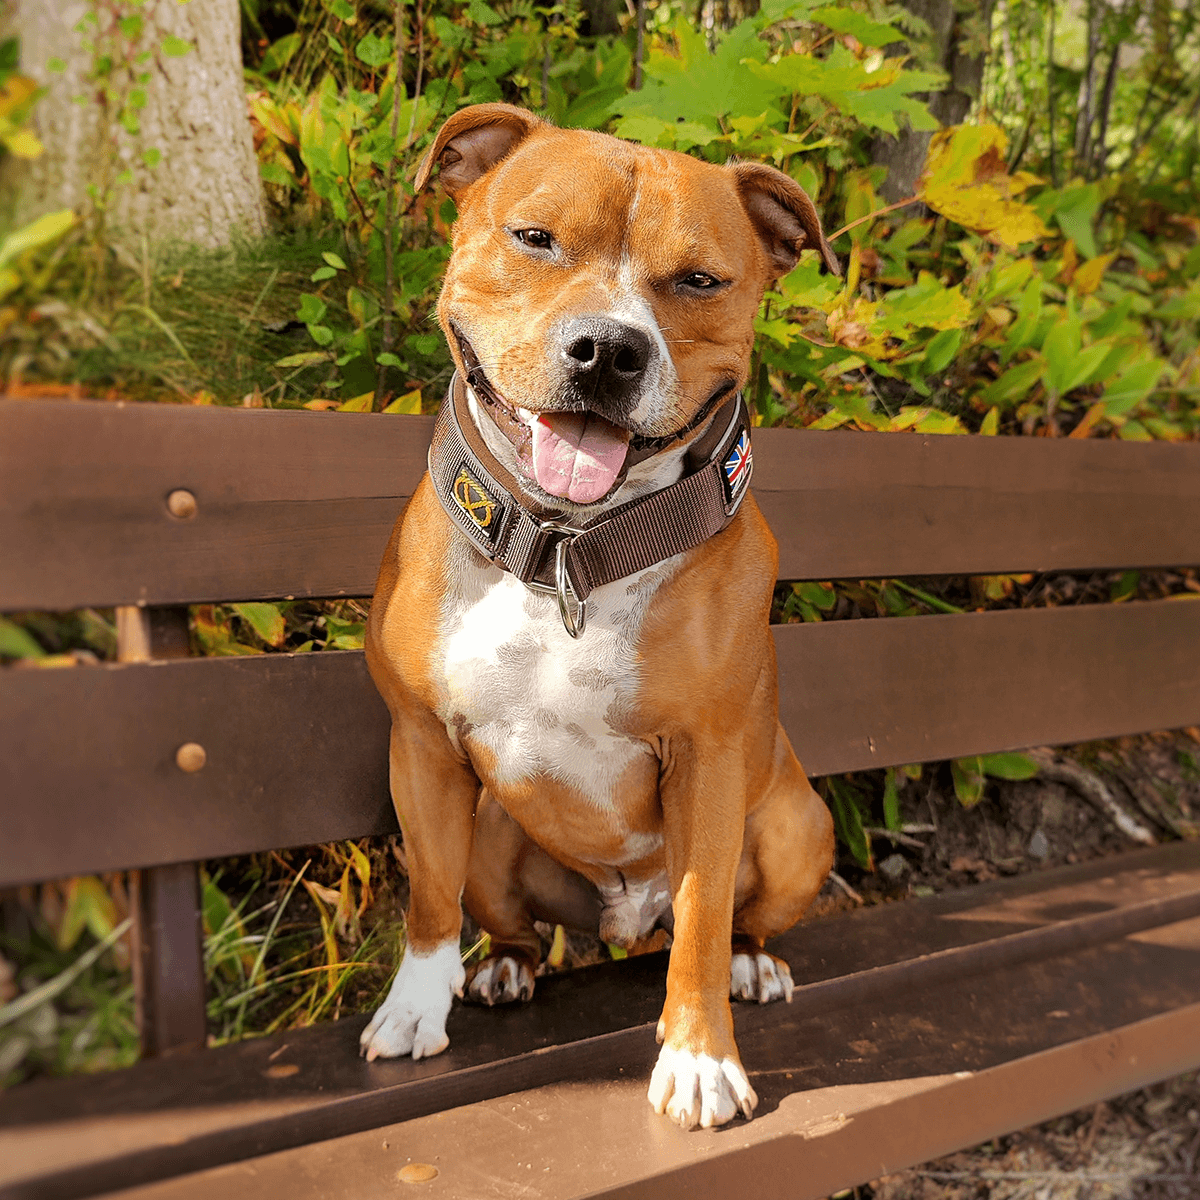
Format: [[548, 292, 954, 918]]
[[730, 724, 834, 1004], [464, 791, 602, 1005]]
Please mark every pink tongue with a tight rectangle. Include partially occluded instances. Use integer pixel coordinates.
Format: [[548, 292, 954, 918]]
[[530, 412, 631, 504]]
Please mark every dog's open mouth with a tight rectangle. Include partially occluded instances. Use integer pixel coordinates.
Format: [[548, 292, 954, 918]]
[[529, 410, 630, 505], [455, 327, 632, 505]]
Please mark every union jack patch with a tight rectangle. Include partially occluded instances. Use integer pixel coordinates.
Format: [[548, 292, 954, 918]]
[[452, 467, 499, 539], [722, 428, 753, 506]]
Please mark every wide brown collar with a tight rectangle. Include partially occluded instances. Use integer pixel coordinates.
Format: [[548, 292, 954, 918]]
[[428, 374, 754, 637]]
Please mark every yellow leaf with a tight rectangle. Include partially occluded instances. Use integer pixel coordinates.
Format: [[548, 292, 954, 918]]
[[382, 388, 422, 415], [918, 123, 1049, 252], [979, 405, 999, 435], [338, 391, 374, 412], [3, 128, 43, 159], [0, 74, 38, 119], [1072, 252, 1116, 296], [303, 398, 341, 410], [1069, 400, 1105, 438]]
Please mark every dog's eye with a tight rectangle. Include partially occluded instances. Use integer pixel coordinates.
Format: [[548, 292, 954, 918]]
[[681, 272, 723, 290], [514, 228, 553, 251]]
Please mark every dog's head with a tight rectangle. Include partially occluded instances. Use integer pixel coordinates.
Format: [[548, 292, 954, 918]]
[[417, 103, 838, 508]]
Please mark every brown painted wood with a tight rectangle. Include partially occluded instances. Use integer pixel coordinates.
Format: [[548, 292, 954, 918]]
[[114, 605, 207, 1058], [0, 651, 395, 888], [5, 399, 1200, 612], [130, 864, 207, 1058], [4, 599, 1200, 887], [3, 844, 1199, 1200]]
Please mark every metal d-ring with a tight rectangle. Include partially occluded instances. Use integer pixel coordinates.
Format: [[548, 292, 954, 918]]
[[554, 535, 587, 638]]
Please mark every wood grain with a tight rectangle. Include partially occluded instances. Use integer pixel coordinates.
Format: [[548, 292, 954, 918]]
[[5, 399, 1200, 611], [5, 599, 1200, 886]]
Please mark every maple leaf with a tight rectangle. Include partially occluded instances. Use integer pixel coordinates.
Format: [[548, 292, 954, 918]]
[[918, 123, 1049, 251]]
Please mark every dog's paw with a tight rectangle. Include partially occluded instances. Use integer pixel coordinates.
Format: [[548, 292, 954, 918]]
[[360, 941, 465, 1063], [730, 950, 794, 1004], [647, 1045, 758, 1130], [465, 954, 535, 1005]]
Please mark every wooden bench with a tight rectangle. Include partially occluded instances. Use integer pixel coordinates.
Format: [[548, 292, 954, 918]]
[[4, 396, 1200, 1200]]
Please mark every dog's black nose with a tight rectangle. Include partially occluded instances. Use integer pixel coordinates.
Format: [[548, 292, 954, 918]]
[[560, 317, 652, 390]]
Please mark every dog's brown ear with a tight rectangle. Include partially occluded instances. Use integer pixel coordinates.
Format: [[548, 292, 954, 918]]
[[414, 104, 544, 200], [728, 161, 840, 280]]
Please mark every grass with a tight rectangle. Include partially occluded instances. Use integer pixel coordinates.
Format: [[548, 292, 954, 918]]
[[0, 227, 394, 407]]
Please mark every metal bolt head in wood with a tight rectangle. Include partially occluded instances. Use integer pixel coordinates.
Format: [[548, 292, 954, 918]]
[[175, 742, 207, 773], [166, 489, 197, 519]]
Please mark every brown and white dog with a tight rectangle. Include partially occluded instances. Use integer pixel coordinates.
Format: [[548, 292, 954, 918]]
[[361, 103, 837, 1130]]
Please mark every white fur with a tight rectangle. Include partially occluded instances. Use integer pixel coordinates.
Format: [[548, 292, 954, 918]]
[[730, 952, 794, 1004], [439, 528, 672, 870], [648, 1045, 758, 1129], [360, 940, 464, 1062]]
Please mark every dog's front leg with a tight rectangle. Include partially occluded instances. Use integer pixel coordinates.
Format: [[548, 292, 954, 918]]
[[360, 703, 479, 1062], [649, 738, 756, 1129]]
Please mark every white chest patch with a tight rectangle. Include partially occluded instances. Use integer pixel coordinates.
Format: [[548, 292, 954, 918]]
[[437, 540, 668, 836]]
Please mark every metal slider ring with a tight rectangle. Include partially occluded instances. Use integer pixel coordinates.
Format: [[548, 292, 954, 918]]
[[554, 535, 587, 638]]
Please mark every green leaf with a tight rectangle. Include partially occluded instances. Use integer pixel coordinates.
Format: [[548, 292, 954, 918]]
[[1052, 184, 1101, 259], [1101, 357, 1166, 417], [326, 0, 356, 21], [951, 757, 985, 807], [922, 328, 962, 375], [355, 32, 392, 68], [322, 251, 348, 270], [826, 778, 872, 869], [261, 32, 302, 75], [882, 769, 902, 831], [259, 161, 297, 188], [275, 350, 329, 368], [118, 14, 144, 39], [47, 56, 67, 73], [1042, 315, 1081, 396], [297, 293, 327, 324], [978, 357, 1044, 406], [141, 146, 161, 168], [376, 352, 403, 367], [467, 0, 505, 24], [160, 35, 192, 57], [810, 6, 902, 47], [231, 602, 286, 647], [0, 616, 45, 659], [0, 209, 76, 269], [307, 323, 334, 346], [979, 753, 1039, 781], [311, 265, 338, 281]]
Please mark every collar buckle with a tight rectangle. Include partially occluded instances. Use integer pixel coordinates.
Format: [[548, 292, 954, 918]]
[[525, 519, 587, 639]]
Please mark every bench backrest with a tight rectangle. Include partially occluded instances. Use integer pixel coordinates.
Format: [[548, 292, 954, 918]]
[[4, 397, 1200, 888]]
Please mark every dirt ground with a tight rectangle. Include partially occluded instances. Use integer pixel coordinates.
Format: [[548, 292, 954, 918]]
[[830, 730, 1200, 1200]]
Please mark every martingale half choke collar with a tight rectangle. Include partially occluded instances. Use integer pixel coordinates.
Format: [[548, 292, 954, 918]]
[[428, 373, 755, 638]]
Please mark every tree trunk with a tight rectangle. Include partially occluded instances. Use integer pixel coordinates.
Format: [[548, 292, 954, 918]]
[[871, 0, 993, 202], [2, 0, 266, 250]]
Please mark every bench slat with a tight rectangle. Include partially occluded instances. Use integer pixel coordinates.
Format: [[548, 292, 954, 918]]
[[5, 399, 1200, 611], [4, 598, 1200, 887], [4, 844, 1200, 1199]]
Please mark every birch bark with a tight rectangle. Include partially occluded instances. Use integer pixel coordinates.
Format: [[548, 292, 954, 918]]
[[2, 0, 265, 249]]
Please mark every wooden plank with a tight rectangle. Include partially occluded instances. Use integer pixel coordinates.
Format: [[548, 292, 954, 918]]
[[5, 399, 1200, 611], [0, 651, 396, 887], [4, 599, 1200, 886], [3, 844, 1199, 1200]]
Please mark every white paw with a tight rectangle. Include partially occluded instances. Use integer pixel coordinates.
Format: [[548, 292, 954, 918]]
[[466, 955, 535, 1005], [647, 1045, 758, 1130], [360, 940, 464, 1062], [730, 951, 794, 1004]]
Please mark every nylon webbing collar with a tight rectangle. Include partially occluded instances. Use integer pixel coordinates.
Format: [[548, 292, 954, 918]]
[[427, 374, 754, 637]]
